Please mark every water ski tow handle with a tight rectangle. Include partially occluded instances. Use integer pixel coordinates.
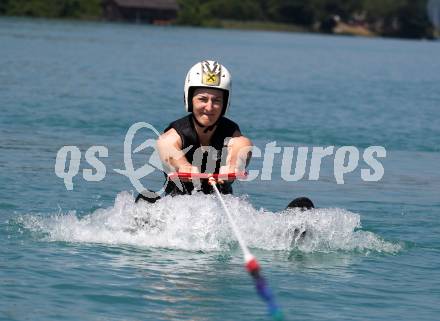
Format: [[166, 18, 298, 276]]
[[207, 176, 284, 321], [167, 171, 248, 180]]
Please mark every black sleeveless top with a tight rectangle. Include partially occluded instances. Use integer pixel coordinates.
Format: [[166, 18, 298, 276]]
[[163, 115, 240, 195]]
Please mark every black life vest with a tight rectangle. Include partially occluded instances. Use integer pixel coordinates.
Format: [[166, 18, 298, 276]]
[[163, 114, 240, 195]]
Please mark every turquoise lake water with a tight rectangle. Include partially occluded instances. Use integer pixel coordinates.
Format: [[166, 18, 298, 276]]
[[1, 17, 440, 320]]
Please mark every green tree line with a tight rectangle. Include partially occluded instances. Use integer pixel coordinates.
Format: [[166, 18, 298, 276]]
[[176, 0, 435, 38], [0, 0, 436, 39], [0, 0, 101, 19]]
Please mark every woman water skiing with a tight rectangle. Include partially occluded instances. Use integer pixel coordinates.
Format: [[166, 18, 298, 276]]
[[136, 59, 314, 210], [136, 60, 252, 201]]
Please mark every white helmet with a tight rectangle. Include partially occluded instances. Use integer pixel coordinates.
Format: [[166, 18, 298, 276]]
[[184, 60, 231, 115]]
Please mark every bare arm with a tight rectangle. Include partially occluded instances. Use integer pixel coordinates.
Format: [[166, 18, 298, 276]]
[[220, 130, 253, 174], [157, 128, 251, 180], [156, 128, 198, 173]]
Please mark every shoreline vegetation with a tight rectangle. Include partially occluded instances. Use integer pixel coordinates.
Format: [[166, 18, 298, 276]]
[[0, 0, 438, 40], [211, 20, 373, 37]]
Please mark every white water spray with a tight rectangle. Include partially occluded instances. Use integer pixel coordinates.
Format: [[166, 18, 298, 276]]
[[21, 192, 401, 254]]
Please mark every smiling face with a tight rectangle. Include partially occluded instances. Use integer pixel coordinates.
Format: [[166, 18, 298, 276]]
[[191, 88, 224, 127]]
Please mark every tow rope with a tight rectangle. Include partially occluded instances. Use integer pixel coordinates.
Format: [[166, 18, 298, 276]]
[[168, 172, 284, 320], [208, 176, 284, 320]]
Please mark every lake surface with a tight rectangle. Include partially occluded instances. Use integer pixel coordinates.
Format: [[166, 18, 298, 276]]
[[1, 17, 439, 321]]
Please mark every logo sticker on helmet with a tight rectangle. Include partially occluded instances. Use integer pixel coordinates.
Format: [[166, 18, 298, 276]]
[[202, 60, 221, 86]]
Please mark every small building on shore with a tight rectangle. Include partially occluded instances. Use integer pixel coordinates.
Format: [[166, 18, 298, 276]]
[[102, 0, 178, 24]]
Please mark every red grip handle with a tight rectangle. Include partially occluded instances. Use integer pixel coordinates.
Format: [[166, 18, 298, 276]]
[[168, 172, 248, 180]]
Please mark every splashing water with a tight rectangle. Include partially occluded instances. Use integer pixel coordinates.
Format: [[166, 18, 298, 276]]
[[19, 192, 401, 254]]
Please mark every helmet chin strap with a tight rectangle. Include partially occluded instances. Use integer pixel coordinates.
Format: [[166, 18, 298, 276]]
[[192, 114, 220, 133]]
